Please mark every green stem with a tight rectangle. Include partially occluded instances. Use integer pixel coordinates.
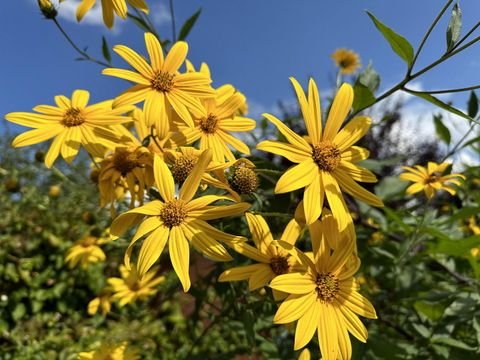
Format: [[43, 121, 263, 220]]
[[253, 212, 292, 218], [440, 122, 478, 162], [150, 127, 163, 151], [404, 84, 480, 95], [133, 8, 159, 38], [407, 0, 453, 76], [52, 18, 110, 67], [169, 0, 177, 42], [398, 200, 431, 263]]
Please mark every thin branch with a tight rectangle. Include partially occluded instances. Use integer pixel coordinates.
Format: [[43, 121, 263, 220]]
[[169, 0, 177, 42], [404, 84, 480, 95]]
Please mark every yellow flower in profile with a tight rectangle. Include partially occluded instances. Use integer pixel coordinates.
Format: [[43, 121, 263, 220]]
[[108, 265, 164, 307], [102, 33, 214, 139], [399, 162, 465, 199], [5, 90, 133, 168], [110, 150, 250, 291], [257, 79, 383, 228], [78, 341, 139, 360], [76, 0, 148, 29], [270, 217, 376, 359], [219, 213, 304, 291], [65, 234, 108, 269], [170, 86, 256, 163], [331, 49, 361, 75]]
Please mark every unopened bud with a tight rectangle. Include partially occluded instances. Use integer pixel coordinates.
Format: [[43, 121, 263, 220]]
[[38, 0, 57, 19]]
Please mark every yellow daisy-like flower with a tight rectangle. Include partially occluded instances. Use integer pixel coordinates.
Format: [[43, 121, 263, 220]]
[[270, 218, 376, 359], [103, 33, 214, 139], [331, 49, 361, 75], [170, 86, 256, 163], [110, 150, 250, 291], [78, 341, 139, 360], [257, 78, 383, 228], [87, 291, 112, 316], [399, 162, 465, 199], [76, 0, 148, 29], [219, 213, 304, 291], [65, 234, 108, 269], [5, 90, 133, 168], [107, 265, 164, 307]]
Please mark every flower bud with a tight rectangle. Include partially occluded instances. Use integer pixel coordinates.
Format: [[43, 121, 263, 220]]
[[38, 0, 57, 19]]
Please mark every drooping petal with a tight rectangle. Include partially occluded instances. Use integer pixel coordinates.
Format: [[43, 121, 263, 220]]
[[76, 0, 96, 21], [273, 292, 316, 324], [337, 303, 368, 342], [245, 212, 274, 253], [338, 161, 377, 183], [317, 304, 339, 360], [334, 116, 371, 151], [294, 301, 320, 350], [169, 226, 191, 292], [180, 149, 212, 202], [338, 290, 377, 319], [137, 225, 169, 277], [334, 169, 384, 207], [44, 129, 68, 168], [12, 125, 62, 148], [303, 171, 323, 225], [124, 217, 163, 269], [181, 223, 232, 261], [321, 171, 351, 231], [153, 155, 175, 201]]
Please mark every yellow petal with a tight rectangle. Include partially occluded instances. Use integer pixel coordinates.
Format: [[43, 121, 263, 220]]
[[190, 203, 250, 221], [145, 91, 170, 139], [263, 113, 311, 152], [338, 290, 377, 319], [6, 112, 60, 128], [112, 85, 151, 107], [169, 226, 191, 292], [188, 219, 246, 244], [321, 171, 351, 231], [164, 41, 188, 72], [334, 169, 384, 207], [323, 83, 353, 141], [280, 218, 303, 245], [182, 223, 232, 261], [219, 264, 266, 282], [12, 125, 62, 148], [308, 77, 323, 142], [273, 292, 316, 324], [338, 161, 377, 183], [248, 267, 274, 290], [60, 127, 82, 163], [275, 160, 317, 194], [102, 68, 151, 85], [337, 303, 368, 342], [334, 116, 371, 151], [318, 304, 338, 360], [217, 130, 251, 155], [125, 216, 163, 269], [111, 0, 127, 18], [269, 272, 316, 294], [112, 45, 153, 78], [228, 241, 271, 263], [76, 0, 96, 21], [294, 301, 320, 350], [44, 130, 68, 168], [71, 89, 90, 108], [137, 225, 169, 277], [101, 0, 114, 28], [334, 307, 352, 360], [165, 91, 196, 127], [180, 149, 212, 202], [153, 155, 175, 201], [303, 171, 323, 225], [144, 32, 164, 71], [341, 146, 370, 162], [218, 117, 256, 132], [256, 140, 310, 163], [185, 195, 234, 211], [245, 212, 274, 254], [55, 95, 71, 109], [290, 77, 320, 144]]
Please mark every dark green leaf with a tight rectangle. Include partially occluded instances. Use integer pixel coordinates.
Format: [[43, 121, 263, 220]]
[[446, 3, 462, 52], [414, 300, 447, 321], [433, 114, 451, 145], [101, 36, 111, 64], [468, 90, 478, 118], [127, 13, 151, 33], [352, 83, 376, 113], [407, 91, 474, 123], [366, 11, 414, 66], [429, 235, 480, 257], [432, 336, 476, 351], [357, 61, 381, 93], [178, 9, 202, 41]]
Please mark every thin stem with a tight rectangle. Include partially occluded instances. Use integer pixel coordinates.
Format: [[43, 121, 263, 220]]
[[253, 212, 292, 219], [150, 127, 163, 151], [408, 0, 453, 75], [450, 20, 480, 52], [133, 8, 159, 38], [52, 18, 110, 67], [404, 84, 480, 95], [398, 200, 430, 263], [169, 0, 177, 42], [441, 122, 478, 162], [87, 152, 101, 169], [255, 168, 283, 175]]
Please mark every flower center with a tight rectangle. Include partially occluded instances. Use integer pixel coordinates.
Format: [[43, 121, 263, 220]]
[[171, 155, 198, 183], [425, 174, 440, 184], [270, 256, 290, 275], [312, 141, 341, 172], [62, 108, 85, 127], [81, 236, 97, 247], [315, 272, 339, 303], [159, 200, 187, 227], [112, 148, 142, 176], [199, 113, 219, 134], [231, 167, 258, 195], [151, 71, 175, 92]]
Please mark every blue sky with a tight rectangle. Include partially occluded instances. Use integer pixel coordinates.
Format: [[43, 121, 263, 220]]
[[2, 0, 480, 164]]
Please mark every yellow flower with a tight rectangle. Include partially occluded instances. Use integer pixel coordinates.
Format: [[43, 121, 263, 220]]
[[6, 90, 133, 168], [65, 234, 108, 269], [170, 86, 256, 163], [110, 150, 250, 291], [87, 292, 112, 316], [108, 265, 164, 307], [298, 348, 311, 360], [331, 49, 361, 75], [399, 162, 465, 199], [368, 231, 385, 246], [38, 0, 57, 19], [78, 341, 139, 360], [270, 217, 376, 359], [76, 0, 148, 29], [219, 213, 304, 292], [257, 79, 383, 228], [468, 217, 480, 235], [102, 33, 214, 139]]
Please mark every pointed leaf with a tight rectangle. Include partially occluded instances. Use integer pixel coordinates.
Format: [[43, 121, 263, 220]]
[[178, 9, 202, 41], [468, 90, 478, 118], [433, 114, 451, 145], [446, 3, 462, 52], [102, 36, 111, 64]]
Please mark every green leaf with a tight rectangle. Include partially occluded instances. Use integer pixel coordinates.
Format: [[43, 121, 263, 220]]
[[432, 336, 476, 351], [407, 91, 474, 123], [178, 9, 202, 41], [446, 3, 462, 52], [467, 90, 478, 118], [127, 13, 151, 33], [101, 36, 111, 64], [414, 300, 447, 321], [357, 62, 381, 93], [429, 235, 480, 257], [12, 303, 26, 321], [352, 83, 376, 113], [366, 11, 414, 66], [433, 114, 451, 145]]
